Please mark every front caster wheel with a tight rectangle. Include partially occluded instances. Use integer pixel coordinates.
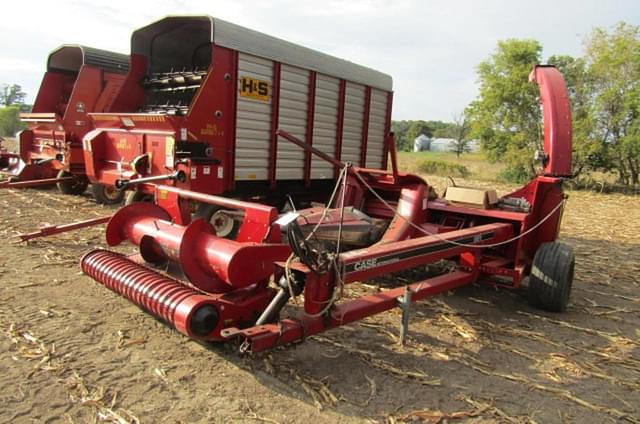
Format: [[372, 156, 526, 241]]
[[56, 170, 89, 195], [92, 183, 125, 205], [124, 190, 154, 206]]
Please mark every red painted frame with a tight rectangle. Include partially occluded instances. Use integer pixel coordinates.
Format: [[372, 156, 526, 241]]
[[223, 270, 476, 352]]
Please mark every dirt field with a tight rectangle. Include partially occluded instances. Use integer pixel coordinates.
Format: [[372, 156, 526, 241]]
[[1, 147, 639, 423]]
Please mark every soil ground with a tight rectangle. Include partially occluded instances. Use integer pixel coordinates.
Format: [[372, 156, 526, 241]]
[[1, 139, 639, 423]]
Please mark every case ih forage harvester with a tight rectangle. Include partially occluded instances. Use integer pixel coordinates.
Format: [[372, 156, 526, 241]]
[[81, 16, 393, 232], [80, 17, 576, 354], [0, 45, 129, 202]]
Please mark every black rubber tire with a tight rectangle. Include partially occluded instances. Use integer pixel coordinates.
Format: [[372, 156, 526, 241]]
[[92, 183, 125, 205], [124, 190, 154, 206], [528, 242, 575, 312], [194, 203, 239, 239], [56, 170, 89, 195]]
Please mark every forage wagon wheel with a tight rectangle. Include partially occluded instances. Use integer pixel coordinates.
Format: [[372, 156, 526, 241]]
[[194, 203, 240, 239], [92, 183, 125, 205], [527, 242, 575, 312], [56, 170, 89, 195], [124, 190, 154, 206]]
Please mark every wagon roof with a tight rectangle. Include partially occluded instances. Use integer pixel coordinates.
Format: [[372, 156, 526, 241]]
[[131, 15, 392, 91], [47, 45, 129, 74]]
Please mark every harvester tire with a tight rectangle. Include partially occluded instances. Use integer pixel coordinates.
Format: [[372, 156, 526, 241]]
[[92, 184, 125, 205], [528, 242, 575, 312], [194, 203, 239, 239], [56, 170, 89, 195], [124, 190, 154, 206]]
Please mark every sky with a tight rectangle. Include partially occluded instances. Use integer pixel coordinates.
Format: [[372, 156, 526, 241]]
[[1, 0, 638, 121]]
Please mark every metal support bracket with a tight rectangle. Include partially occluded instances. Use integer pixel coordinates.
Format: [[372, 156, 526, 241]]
[[397, 286, 412, 345]]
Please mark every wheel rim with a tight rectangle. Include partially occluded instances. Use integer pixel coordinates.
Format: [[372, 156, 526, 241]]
[[125, 191, 153, 205], [211, 211, 234, 238], [58, 171, 86, 191], [103, 185, 122, 201], [70, 176, 87, 190]]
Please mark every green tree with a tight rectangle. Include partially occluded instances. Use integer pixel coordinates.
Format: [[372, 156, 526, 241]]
[[584, 23, 640, 185], [0, 106, 23, 136], [391, 120, 412, 151], [392, 120, 461, 151], [466, 39, 543, 181], [405, 120, 433, 151], [449, 112, 471, 158], [546, 54, 602, 177], [425, 120, 454, 138], [1, 84, 27, 107], [432, 123, 457, 138]]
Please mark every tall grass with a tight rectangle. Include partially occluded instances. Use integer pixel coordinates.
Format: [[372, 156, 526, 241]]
[[397, 151, 505, 181], [417, 160, 469, 178]]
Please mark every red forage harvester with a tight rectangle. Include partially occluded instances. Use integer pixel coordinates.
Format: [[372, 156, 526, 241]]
[[81, 50, 575, 354]]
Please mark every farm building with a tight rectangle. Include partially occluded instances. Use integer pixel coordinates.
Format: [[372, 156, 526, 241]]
[[413, 134, 431, 151], [429, 138, 453, 152], [413, 135, 481, 153]]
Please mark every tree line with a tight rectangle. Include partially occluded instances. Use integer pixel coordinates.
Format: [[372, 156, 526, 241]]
[[391, 117, 470, 156]]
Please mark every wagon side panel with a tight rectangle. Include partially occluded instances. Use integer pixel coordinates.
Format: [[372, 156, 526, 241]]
[[311, 74, 340, 179], [276, 64, 310, 180], [234, 53, 274, 181]]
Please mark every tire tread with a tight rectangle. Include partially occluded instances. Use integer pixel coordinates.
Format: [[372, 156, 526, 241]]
[[528, 242, 575, 312], [92, 184, 124, 205], [56, 170, 88, 195]]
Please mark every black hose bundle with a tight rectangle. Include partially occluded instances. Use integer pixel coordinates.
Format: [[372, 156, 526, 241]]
[[286, 220, 331, 274]]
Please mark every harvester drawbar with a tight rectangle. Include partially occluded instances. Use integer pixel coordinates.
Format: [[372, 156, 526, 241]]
[[80, 64, 575, 354]]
